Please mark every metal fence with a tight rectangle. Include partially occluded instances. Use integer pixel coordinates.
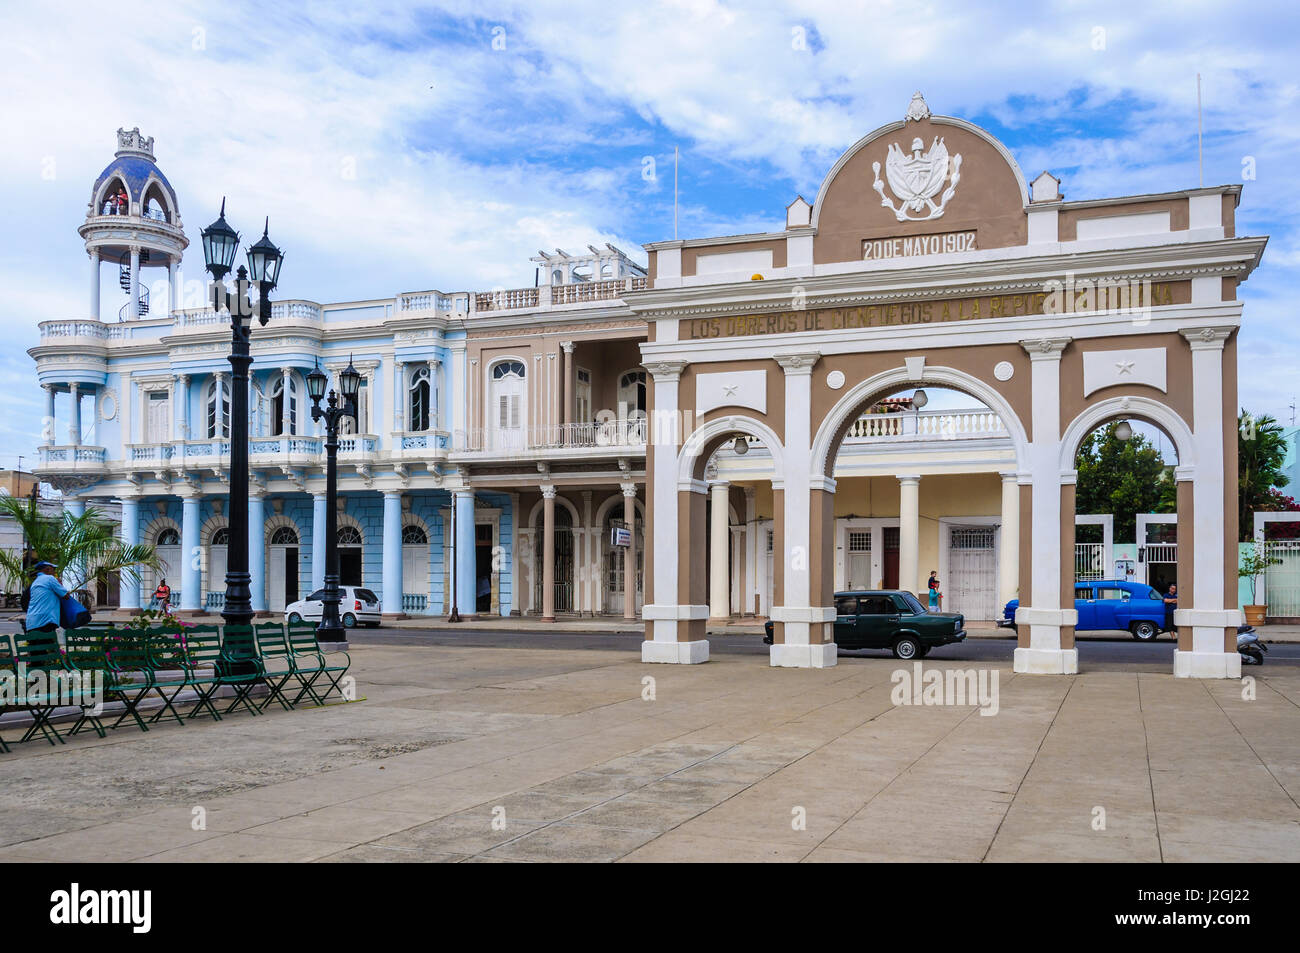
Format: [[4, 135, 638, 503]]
[[1264, 541, 1300, 616]]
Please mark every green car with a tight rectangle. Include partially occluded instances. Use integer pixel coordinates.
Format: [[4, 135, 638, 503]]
[[763, 590, 966, 659]]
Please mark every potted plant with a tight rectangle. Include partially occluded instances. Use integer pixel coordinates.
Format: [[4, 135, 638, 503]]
[[1239, 544, 1279, 626]]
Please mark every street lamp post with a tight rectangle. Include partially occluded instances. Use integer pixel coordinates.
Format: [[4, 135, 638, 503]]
[[306, 358, 361, 644], [201, 200, 283, 628]]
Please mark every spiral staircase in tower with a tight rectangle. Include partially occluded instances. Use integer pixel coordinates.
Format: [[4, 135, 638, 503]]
[[118, 249, 150, 320]]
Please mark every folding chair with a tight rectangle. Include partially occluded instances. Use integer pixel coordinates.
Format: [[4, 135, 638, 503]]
[[286, 622, 352, 706], [101, 630, 156, 732], [11, 630, 71, 745], [61, 629, 110, 738], [216, 625, 265, 717], [254, 622, 297, 712], [178, 626, 226, 722]]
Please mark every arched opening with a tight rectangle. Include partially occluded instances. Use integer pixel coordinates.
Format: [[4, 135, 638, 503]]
[[270, 374, 299, 436], [408, 365, 432, 432], [148, 526, 181, 605], [1058, 411, 1187, 659], [269, 524, 300, 611], [534, 504, 574, 614], [206, 377, 230, 438], [337, 524, 363, 587], [141, 182, 171, 223], [402, 522, 430, 613], [207, 526, 229, 609], [99, 176, 129, 216]]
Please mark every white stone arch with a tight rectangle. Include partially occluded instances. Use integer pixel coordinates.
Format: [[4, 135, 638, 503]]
[[527, 493, 581, 530], [262, 512, 303, 549], [809, 113, 1030, 229], [1058, 396, 1196, 476], [678, 414, 786, 488], [138, 173, 178, 220], [811, 365, 1030, 478], [335, 510, 364, 543], [401, 510, 431, 538], [141, 514, 181, 597], [594, 492, 646, 528]]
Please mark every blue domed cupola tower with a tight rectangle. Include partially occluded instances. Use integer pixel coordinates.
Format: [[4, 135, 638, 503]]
[[78, 127, 188, 321]]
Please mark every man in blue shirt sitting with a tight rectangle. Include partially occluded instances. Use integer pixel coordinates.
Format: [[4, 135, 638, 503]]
[[25, 561, 67, 633]]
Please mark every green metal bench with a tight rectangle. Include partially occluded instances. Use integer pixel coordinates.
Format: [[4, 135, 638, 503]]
[[175, 626, 228, 722], [99, 629, 159, 732], [286, 623, 352, 705], [61, 629, 112, 738], [254, 622, 298, 712]]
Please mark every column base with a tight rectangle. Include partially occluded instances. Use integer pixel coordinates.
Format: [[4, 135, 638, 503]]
[[1013, 647, 1078, 674], [1173, 650, 1242, 679], [769, 642, 838, 668], [641, 640, 710, 664]]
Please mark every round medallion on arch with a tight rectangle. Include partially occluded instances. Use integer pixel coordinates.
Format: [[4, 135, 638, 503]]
[[993, 361, 1014, 382], [826, 370, 846, 390]]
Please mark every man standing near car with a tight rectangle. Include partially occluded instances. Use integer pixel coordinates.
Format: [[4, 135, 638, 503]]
[[1163, 583, 1178, 634]]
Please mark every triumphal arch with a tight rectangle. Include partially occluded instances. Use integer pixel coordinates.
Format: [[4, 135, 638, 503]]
[[629, 93, 1266, 678]]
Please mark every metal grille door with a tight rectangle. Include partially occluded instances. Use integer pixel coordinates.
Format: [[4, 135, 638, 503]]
[[1264, 541, 1300, 616], [947, 527, 996, 620], [1075, 543, 1104, 581]]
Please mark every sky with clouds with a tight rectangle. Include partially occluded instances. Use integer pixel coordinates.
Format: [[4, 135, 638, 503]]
[[1, 0, 1297, 470]]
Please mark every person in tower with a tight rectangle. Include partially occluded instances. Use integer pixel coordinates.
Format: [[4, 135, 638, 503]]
[[113, 187, 128, 215]]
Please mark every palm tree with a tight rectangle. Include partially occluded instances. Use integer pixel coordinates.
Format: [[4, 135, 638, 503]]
[[0, 495, 161, 600]]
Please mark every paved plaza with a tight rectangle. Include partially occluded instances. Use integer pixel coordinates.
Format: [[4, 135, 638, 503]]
[[2, 638, 1298, 862]]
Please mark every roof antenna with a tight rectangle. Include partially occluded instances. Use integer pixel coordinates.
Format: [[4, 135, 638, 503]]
[[1196, 73, 1204, 188]]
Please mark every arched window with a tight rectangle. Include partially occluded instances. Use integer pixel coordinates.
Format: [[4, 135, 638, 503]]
[[337, 525, 362, 546], [409, 365, 431, 432], [402, 525, 428, 545], [157, 528, 180, 546], [271, 526, 299, 545], [490, 361, 526, 450], [100, 177, 129, 216], [211, 527, 230, 545], [206, 377, 230, 438], [618, 370, 647, 414], [270, 374, 298, 436]]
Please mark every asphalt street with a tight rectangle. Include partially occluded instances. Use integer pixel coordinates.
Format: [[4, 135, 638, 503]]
[[348, 626, 1300, 666]]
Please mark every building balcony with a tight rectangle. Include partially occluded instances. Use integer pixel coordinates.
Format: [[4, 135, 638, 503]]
[[172, 299, 323, 330], [843, 409, 1008, 443], [451, 420, 647, 459], [38, 320, 130, 343], [394, 431, 452, 458], [36, 445, 108, 474]]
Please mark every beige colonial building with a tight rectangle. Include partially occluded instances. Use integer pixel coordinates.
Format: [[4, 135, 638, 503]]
[[633, 92, 1264, 678]]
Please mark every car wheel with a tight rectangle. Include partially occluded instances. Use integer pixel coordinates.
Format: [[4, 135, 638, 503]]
[[893, 635, 921, 660], [342, 613, 357, 628], [288, 612, 302, 624], [1131, 621, 1159, 641]]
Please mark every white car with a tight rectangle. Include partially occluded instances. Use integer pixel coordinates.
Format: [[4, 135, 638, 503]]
[[284, 586, 382, 628]]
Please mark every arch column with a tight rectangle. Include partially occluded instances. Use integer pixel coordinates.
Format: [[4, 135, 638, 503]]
[[119, 496, 142, 610], [128, 245, 140, 319], [249, 492, 266, 613], [168, 257, 179, 314], [89, 249, 100, 320], [311, 493, 328, 592], [180, 492, 201, 612], [999, 472, 1020, 610], [1013, 338, 1078, 674], [382, 491, 404, 618], [898, 475, 921, 594], [68, 383, 81, 446], [708, 480, 730, 620], [455, 486, 476, 618], [43, 385, 55, 445], [770, 351, 836, 668], [622, 482, 637, 620], [641, 360, 709, 663], [539, 485, 557, 621], [1174, 327, 1241, 677]]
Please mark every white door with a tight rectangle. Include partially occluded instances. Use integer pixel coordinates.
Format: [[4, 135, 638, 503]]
[[208, 544, 227, 608], [490, 363, 525, 451], [146, 391, 170, 444], [269, 546, 287, 612], [402, 544, 429, 612], [846, 529, 872, 590], [152, 530, 180, 605], [947, 527, 996, 620]]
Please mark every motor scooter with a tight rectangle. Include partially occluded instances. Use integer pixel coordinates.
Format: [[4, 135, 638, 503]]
[[1237, 624, 1267, 665]]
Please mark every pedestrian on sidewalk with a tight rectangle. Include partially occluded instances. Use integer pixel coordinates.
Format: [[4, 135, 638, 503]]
[[928, 570, 942, 611], [1163, 583, 1178, 634]]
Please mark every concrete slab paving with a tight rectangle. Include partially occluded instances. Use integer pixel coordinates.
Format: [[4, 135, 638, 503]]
[[1, 641, 1297, 862]]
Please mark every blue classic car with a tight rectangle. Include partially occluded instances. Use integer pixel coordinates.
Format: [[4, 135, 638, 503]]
[[998, 579, 1171, 641]]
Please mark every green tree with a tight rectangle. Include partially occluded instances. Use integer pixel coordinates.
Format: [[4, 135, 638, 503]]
[[1238, 412, 1291, 541], [1074, 422, 1173, 542], [0, 495, 160, 599]]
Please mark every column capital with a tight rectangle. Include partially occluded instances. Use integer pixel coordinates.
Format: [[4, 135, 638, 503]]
[[541, 484, 557, 500], [69, 382, 80, 393], [1019, 337, 1071, 360], [896, 474, 921, 485], [1173, 464, 1197, 482], [561, 341, 576, 354], [999, 471, 1019, 484], [743, 485, 756, 500], [775, 350, 821, 375], [645, 360, 688, 381], [383, 489, 402, 501], [1181, 326, 1233, 350], [620, 482, 638, 497], [453, 486, 474, 500], [177, 373, 190, 385]]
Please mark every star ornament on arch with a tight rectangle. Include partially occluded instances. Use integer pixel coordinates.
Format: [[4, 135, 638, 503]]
[[1114, 360, 1135, 375]]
